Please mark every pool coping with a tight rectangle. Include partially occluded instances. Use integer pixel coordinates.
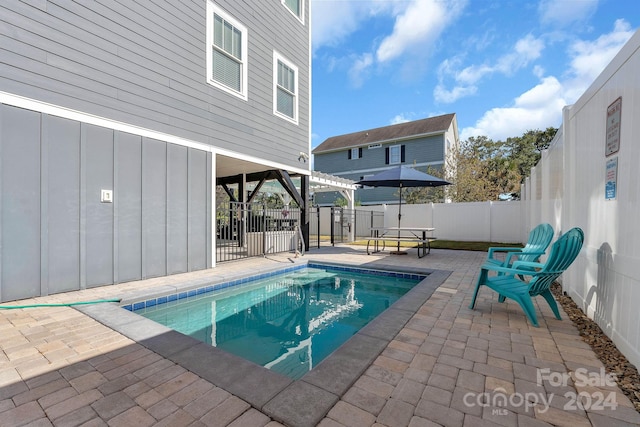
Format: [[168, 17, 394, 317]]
[[76, 259, 451, 427]]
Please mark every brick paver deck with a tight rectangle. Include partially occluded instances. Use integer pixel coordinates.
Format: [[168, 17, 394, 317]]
[[1, 246, 638, 426]]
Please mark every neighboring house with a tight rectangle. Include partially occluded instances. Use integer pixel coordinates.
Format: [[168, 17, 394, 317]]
[[0, 1, 310, 302], [312, 114, 459, 205]]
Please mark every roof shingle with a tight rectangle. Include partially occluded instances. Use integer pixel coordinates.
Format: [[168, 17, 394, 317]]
[[313, 113, 455, 153]]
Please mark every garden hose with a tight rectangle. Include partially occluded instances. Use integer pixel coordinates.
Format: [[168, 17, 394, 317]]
[[0, 298, 121, 309]]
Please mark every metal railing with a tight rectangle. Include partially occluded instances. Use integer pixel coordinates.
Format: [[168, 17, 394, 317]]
[[216, 201, 301, 262], [308, 206, 384, 247], [216, 203, 384, 261]]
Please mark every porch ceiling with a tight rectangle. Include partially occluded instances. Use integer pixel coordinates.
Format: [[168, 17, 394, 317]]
[[215, 154, 357, 194], [216, 154, 280, 178]]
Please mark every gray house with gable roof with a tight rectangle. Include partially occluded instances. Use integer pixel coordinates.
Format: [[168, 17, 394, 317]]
[[312, 113, 459, 205]]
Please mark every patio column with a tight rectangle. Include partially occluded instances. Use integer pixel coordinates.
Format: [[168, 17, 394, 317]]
[[301, 174, 310, 250]]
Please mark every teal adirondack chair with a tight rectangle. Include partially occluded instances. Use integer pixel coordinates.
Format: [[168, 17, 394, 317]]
[[469, 227, 584, 327], [485, 223, 554, 269]]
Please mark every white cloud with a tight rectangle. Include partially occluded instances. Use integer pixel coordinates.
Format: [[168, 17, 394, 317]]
[[320, 0, 468, 86], [389, 113, 413, 125], [563, 19, 635, 101], [495, 34, 545, 74], [311, 0, 394, 51], [460, 77, 565, 141], [435, 34, 545, 104], [376, 0, 452, 63], [348, 53, 373, 88], [433, 84, 477, 104], [460, 19, 634, 141], [311, 1, 360, 51], [538, 0, 598, 28]]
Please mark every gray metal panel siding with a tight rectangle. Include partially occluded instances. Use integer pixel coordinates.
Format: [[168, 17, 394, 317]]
[[117, 133, 143, 283], [167, 144, 188, 275], [0, 104, 212, 301], [0, 105, 41, 301], [84, 124, 114, 287], [143, 139, 168, 279], [47, 115, 81, 293], [189, 149, 208, 271], [0, 1, 310, 170]]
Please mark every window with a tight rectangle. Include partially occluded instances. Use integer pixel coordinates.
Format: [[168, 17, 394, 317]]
[[386, 145, 405, 164], [273, 52, 298, 124], [348, 147, 362, 159], [282, 0, 304, 23], [206, 2, 248, 100]]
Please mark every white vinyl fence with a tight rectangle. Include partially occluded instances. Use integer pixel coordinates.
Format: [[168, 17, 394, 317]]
[[521, 30, 640, 369], [362, 201, 524, 243]]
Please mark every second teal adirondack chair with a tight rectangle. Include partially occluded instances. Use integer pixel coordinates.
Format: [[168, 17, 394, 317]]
[[469, 227, 584, 327], [485, 223, 554, 269]]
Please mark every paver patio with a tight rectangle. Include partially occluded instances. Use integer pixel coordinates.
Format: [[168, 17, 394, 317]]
[[1, 245, 639, 426]]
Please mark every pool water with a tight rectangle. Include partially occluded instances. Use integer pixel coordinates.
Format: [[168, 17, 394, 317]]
[[134, 266, 421, 379]]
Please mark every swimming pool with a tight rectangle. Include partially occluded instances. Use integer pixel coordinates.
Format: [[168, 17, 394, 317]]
[[132, 264, 424, 379]]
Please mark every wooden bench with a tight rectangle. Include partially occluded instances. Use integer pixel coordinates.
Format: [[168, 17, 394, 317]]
[[366, 237, 437, 258]]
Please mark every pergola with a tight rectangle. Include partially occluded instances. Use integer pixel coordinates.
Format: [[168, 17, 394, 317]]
[[217, 169, 357, 248]]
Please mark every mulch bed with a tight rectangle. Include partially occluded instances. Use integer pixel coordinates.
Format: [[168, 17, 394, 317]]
[[551, 282, 640, 412]]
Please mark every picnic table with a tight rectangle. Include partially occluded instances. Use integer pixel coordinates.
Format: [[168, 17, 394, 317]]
[[367, 227, 437, 258]]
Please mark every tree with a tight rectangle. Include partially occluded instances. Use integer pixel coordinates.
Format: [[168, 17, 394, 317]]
[[402, 165, 448, 204], [443, 128, 557, 202], [505, 127, 557, 179], [447, 136, 504, 202]]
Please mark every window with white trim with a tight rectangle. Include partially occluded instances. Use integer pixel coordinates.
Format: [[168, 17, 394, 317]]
[[206, 2, 248, 100], [348, 147, 362, 159], [273, 52, 298, 124], [389, 145, 402, 164], [282, 0, 304, 23]]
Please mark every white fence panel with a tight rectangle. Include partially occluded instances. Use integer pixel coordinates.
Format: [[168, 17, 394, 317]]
[[354, 201, 523, 243], [489, 202, 523, 243], [382, 203, 434, 229], [434, 202, 490, 241], [520, 29, 640, 369]]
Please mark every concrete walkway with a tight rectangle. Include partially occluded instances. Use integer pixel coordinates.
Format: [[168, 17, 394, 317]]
[[1, 246, 639, 426]]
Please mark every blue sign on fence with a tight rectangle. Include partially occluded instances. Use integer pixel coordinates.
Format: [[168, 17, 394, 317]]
[[605, 157, 618, 200]]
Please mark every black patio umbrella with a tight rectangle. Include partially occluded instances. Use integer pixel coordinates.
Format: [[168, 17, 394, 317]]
[[356, 166, 451, 254]]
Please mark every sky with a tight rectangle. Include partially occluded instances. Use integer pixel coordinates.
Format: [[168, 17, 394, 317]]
[[310, 0, 639, 150]]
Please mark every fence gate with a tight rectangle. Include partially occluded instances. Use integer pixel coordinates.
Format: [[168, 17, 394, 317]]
[[216, 201, 302, 262]]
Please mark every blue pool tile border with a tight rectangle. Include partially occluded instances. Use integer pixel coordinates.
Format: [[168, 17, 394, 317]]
[[122, 263, 428, 312]]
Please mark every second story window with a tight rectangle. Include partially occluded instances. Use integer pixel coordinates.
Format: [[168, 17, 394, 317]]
[[282, 0, 304, 23], [386, 144, 405, 164], [274, 52, 298, 124], [348, 148, 362, 159], [206, 2, 248, 100]]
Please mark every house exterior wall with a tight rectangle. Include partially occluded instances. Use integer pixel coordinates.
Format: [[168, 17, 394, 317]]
[[0, 1, 310, 301], [0, 0, 310, 168], [0, 105, 213, 301], [314, 133, 446, 205]]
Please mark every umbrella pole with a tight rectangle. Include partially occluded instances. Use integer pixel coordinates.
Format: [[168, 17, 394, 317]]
[[391, 184, 407, 255], [397, 186, 402, 252]]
